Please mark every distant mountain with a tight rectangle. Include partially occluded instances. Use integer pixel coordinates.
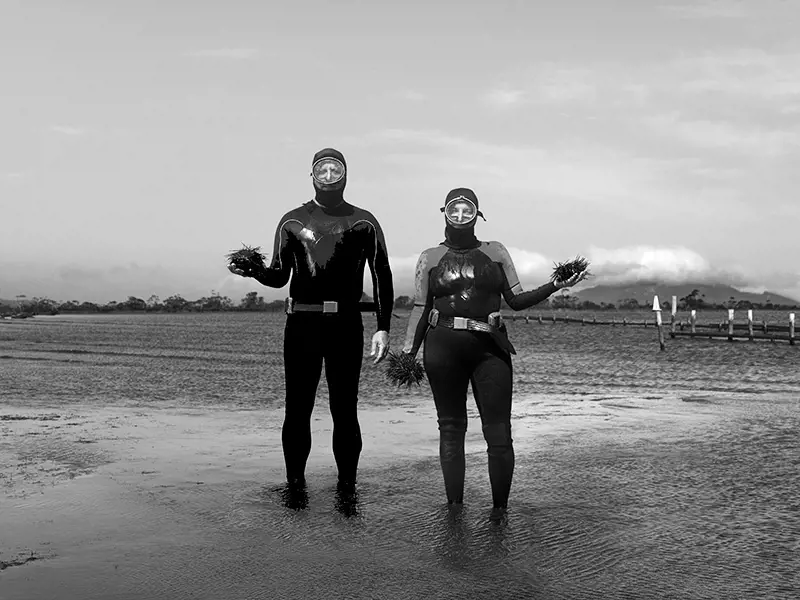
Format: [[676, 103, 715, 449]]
[[573, 282, 800, 307]]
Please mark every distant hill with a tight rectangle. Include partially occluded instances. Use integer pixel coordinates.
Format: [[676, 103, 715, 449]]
[[573, 282, 800, 307]]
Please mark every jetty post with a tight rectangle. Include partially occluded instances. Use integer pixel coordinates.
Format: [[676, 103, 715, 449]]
[[690, 309, 697, 334], [727, 309, 735, 342], [790, 313, 796, 346], [747, 309, 754, 341], [653, 295, 665, 351], [670, 295, 677, 338]]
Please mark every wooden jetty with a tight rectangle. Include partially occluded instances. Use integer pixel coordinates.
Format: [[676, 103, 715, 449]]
[[499, 294, 797, 350], [652, 296, 795, 349], [501, 313, 662, 327]]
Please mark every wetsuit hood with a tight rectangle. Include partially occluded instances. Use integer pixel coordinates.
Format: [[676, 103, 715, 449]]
[[312, 147, 347, 208], [440, 187, 485, 250]]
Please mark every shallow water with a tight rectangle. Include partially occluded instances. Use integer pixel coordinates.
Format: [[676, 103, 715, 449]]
[[2, 395, 798, 599], [1, 311, 797, 407], [1, 313, 799, 599]]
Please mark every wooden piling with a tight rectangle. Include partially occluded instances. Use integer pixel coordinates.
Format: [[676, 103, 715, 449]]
[[790, 313, 796, 346], [690, 310, 697, 333], [670, 295, 677, 339], [747, 309, 754, 341], [727, 309, 735, 342], [653, 295, 665, 351]]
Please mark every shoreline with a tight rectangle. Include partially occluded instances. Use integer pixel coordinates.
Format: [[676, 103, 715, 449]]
[[0, 390, 740, 503], [1, 392, 794, 599]]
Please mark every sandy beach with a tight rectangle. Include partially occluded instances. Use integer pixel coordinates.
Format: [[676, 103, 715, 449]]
[[5, 391, 786, 599]]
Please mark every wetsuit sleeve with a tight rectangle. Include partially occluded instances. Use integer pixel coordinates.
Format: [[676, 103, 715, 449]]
[[367, 217, 394, 333], [402, 250, 434, 355], [492, 242, 558, 310], [252, 219, 293, 288]]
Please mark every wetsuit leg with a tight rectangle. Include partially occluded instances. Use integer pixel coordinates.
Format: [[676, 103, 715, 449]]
[[282, 315, 325, 484], [470, 343, 514, 509], [323, 315, 365, 484], [423, 326, 475, 504]]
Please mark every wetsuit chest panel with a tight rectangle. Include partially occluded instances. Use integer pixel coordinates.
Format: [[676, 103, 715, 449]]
[[286, 214, 372, 276], [428, 244, 505, 316]]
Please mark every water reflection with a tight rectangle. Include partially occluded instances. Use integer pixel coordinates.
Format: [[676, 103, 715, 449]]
[[333, 481, 360, 518], [278, 481, 309, 511]]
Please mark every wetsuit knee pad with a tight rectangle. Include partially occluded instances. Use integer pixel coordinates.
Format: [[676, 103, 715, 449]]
[[482, 423, 513, 454], [438, 417, 466, 463], [437, 417, 467, 436]]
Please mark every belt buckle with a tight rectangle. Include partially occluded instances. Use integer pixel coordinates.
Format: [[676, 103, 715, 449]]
[[488, 312, 501, 328], [428, 309, 439, 327], [323, 301, 338, 314], [285, 297, 294, 315], [453, 316, 468, 330]]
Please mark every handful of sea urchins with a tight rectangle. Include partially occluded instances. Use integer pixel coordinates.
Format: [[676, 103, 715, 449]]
[[226, 244, 267, 276], [550, 255, 591, 285], [386, 351, 426, 387]]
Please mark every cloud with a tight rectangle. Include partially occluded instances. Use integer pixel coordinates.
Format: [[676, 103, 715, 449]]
[[372, 245, 800, 303], [482, 47, 800, 116], [0, 172, 25, 181], [587, 245, 716, 285], [351, 128, 690, 207], [660, 1, 749, 19], [579, 246, 800, 297], [642, 113, 800, 156], [388, 254, 420, 274], [51, 125, 85, 136], [185, 48, 259, 59], [398, 90, 425, 102], [660, 0, 798, 21], [0, 262, 214, 304], [485, 88, 527, 109], [675, 50, 800, 102], [4, 250, 798, 305], [485, 66, 601, 108], [505, 247, 551, 278]]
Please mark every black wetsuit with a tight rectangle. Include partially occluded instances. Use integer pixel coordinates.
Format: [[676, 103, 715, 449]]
[[254, 199, 394, 485], [404, 231, 557, 508]]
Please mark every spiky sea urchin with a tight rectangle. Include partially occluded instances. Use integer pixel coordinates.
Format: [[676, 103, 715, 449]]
[[226, 244, 267, 274], [550, 255, 591, 284], [386, 351, 426, 387]]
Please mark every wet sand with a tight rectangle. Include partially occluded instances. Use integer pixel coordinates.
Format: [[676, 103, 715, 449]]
[[1, 393, 797, 599]]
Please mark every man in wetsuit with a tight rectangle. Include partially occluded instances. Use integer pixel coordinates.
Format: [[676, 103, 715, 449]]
[[402, 188, 585, 519], [229, 148, 394, 502]]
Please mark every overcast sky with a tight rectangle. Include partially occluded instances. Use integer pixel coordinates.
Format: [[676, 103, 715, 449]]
[[1, 0, 799, 303]]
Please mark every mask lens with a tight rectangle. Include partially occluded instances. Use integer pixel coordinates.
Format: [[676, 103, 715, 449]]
[[444, 197, 477, 225], [312, 157, 345, 185]]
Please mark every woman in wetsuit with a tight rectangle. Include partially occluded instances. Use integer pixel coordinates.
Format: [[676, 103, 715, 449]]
[[401, 188, 586, 518]]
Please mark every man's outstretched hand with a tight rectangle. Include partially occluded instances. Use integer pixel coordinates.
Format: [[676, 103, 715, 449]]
[[370, 330, 390, 364], [228, 263, 264, 279]]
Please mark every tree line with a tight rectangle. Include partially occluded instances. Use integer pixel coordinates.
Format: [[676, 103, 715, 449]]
[[2, 287, 796, 318]]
